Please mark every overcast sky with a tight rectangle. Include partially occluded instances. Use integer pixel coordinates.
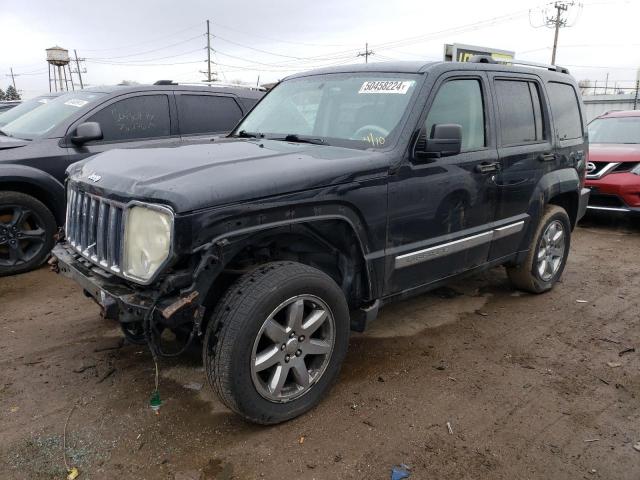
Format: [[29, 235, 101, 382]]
[[1, 0, 638, 98]]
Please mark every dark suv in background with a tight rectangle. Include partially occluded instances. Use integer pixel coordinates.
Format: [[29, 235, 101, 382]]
[[0, 84, 263, 275], [53, 58, 589, 424]]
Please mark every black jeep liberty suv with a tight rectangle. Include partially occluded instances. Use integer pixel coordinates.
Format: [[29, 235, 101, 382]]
[[52, 57, 590, 424]]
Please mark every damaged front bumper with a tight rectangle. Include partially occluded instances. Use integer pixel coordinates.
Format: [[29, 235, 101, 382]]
[[51, 243, 202, 328]]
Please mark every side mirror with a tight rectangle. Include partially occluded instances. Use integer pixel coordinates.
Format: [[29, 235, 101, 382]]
[[71, 122, 103, 145], [416, 123, 462, 159]]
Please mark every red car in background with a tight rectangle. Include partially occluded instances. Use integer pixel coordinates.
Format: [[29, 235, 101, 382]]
[[585, 110, 640, 215]]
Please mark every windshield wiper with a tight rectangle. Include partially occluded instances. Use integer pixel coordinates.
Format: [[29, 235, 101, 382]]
[[275, 134, 326, 145], [235, 130, 263, 138], [0, 129, 8, 137]]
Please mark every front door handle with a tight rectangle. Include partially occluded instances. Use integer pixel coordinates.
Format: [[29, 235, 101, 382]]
[[538, 152, 556, 162], [475, 162, 501, 174]]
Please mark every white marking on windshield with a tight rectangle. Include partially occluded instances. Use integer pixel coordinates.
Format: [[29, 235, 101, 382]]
[[358, 81, 415, 94]]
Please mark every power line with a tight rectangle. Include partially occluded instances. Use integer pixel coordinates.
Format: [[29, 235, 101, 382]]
[[86, 48, 204, 65], [369, 8, 531, 52], [86, 34, 203, 60], [85, 59, 203, 67], [80, 22, 203, 52], [208, 19, 357, 48], [209, 8, 533, 67]]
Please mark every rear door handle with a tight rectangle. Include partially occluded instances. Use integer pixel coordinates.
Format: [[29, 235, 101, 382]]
[[538, 153, 556, 162], [475, 162, 501, 174]]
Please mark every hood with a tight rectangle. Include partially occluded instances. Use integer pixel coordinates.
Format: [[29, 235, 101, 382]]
[[589, 143, 640, 163], [0, 135, 29, 150], [69, 139, 390, 213]]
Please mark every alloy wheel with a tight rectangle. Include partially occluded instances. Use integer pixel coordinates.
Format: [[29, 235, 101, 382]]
[[536, 219, 566, 282], [0, 205, 48, 268], [250, 295, 336, 403]]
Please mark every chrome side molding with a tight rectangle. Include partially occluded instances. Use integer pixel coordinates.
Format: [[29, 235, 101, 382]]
[[394, 220, 525, 269], [586, 205, 630, 213]]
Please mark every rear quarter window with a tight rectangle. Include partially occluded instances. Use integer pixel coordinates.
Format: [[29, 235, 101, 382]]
[[546, 82, 583, 140], [177, 95, 243, 135]]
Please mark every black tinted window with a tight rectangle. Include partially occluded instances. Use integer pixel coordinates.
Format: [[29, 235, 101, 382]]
[[178, 95, 243, 135], [87, 95, 170, 142], [547, 82, 583, 140], [425, 79, 485, 151], [495, 80, 545, 145]]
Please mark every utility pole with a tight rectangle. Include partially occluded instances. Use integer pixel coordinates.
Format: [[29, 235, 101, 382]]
[[357, 42, 374, 64], [604, 72, 609, 95], [544, 1, 578, 65], [8, 67, 17, 90], [201, 20, 217, 83], [634, 68, 640, 110], [206, 20, 212, 82], [74, 50, 84, 89]]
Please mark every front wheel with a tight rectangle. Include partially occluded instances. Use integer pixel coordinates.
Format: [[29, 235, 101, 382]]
[[0, 191, 56, 276], [203, 261, 350, 424], [507, 205, 571, 293]]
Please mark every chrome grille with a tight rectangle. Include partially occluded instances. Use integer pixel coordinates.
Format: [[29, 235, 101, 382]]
[[66, 185, 124, 273], [586, 161, 620, 179]]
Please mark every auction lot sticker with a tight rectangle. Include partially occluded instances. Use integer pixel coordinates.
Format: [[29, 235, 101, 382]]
[[359, 80, 414, 94], [64, 99, 89, 107]]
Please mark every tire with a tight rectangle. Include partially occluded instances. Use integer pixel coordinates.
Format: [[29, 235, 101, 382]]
[[507, 205, 571, 294], [0, 191, 56, 276], [203, 261, 350, 424]]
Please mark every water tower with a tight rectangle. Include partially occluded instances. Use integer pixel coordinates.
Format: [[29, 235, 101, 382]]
[[46, 46, 75, 92]]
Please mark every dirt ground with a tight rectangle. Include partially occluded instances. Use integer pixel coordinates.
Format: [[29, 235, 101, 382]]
[[1, 214, 639, 480]]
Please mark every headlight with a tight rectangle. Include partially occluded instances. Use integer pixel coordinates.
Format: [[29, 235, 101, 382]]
[[123, 204, 173, 282], [632, 163, 640, 175]]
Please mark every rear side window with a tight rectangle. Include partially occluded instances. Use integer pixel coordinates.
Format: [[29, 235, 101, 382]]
[[87, 95, 171, 142], [495, 80, 545, 145], [425, 79, 485, 151], [177, 95, 243, 135], [546, 82, 583, 140]]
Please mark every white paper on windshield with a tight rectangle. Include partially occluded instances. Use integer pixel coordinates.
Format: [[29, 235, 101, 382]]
[[64, 99, 88, 107], [358, 80, 414, 94], [38, 99, 50, 104]]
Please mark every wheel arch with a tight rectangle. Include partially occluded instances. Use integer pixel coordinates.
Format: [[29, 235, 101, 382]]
[[515, 167, 580, 257], [0, 165, 66, 225], [198, 215, 375, 314]]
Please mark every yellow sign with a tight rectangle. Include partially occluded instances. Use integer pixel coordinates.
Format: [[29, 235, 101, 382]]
[[444, 43, 515, 63]]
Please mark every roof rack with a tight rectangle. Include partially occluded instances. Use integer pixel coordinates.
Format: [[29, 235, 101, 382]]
[[152, 80, 265, 91], [153, 80, 178, 85], [184, 81, 266, 91], [468, 55, 570, 74]]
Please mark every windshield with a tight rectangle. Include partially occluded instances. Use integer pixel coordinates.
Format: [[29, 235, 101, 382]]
[[0, 96, 54, 127], [588, 116, 640, 144], [234, 73, 421, 149], [2, 91, 106, 140]]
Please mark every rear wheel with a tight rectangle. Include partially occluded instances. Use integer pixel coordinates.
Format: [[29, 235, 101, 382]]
[[0, 191, 56, 276], [203, 261, 350, 424], [507, 205, 571, 293]]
